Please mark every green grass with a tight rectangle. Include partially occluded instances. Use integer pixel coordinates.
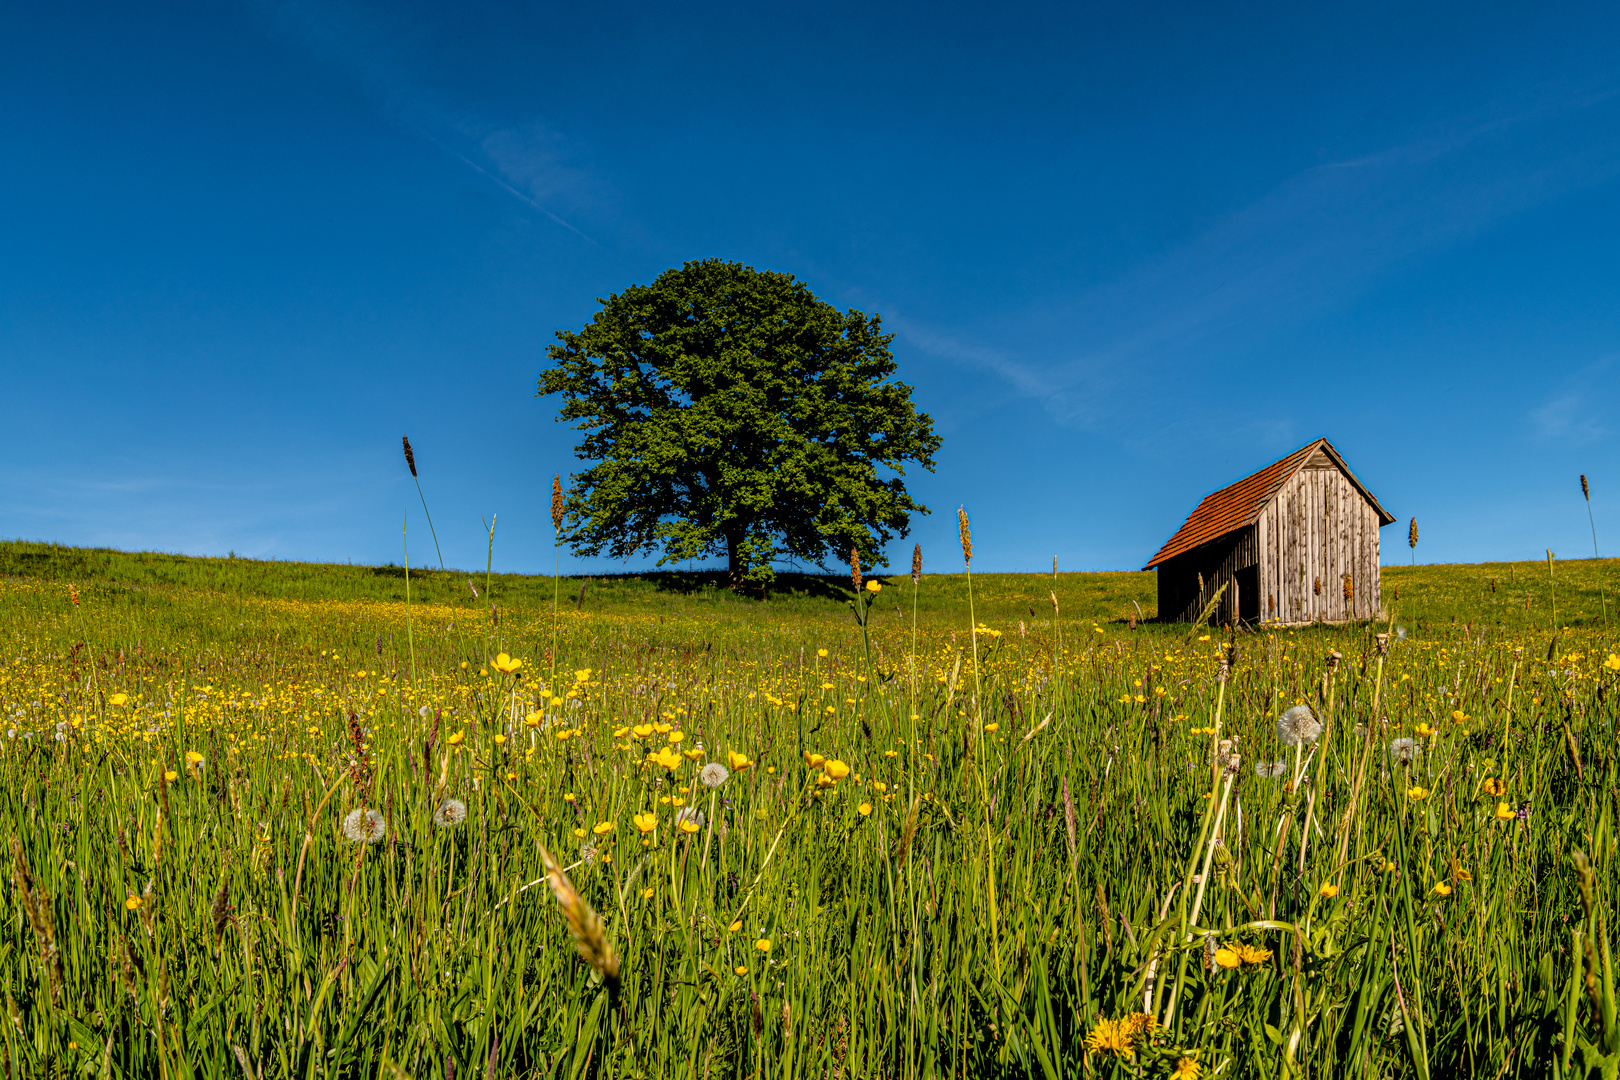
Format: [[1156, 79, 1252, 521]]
[[1, 541, 1619, 1077]]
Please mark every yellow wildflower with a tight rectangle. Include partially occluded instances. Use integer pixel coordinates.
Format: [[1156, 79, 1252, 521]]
[[1236, 943, 1272, 965]]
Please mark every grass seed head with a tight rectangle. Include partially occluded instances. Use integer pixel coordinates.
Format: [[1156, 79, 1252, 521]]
[[539, 843, 621, 988], [401, 435, 417, 478], [551, 475, 565, 531], [911, 543, 922, 585], [957, 507, 972, 567]]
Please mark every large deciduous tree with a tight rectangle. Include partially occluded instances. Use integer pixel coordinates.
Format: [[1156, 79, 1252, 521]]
[[537, 259, 941, 586]]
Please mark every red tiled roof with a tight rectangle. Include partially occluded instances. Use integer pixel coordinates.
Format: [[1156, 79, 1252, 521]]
[[1143, 438, 1394, 569]]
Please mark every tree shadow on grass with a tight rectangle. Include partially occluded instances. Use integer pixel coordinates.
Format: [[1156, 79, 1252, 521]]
[[588, 570, 857, 603]]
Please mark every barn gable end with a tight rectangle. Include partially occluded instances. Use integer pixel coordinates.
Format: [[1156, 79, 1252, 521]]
[[1146, 439, 1394, 624]]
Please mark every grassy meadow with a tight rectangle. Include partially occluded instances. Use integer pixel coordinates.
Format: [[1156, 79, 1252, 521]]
[[3, 538, 1620, 1077]]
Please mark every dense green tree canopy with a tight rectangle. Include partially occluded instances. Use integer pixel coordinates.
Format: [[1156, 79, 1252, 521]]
[[537, 259, 941, 585]]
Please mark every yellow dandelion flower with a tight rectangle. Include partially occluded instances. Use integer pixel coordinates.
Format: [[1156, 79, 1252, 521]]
[[1236, 943, 1272, 965]]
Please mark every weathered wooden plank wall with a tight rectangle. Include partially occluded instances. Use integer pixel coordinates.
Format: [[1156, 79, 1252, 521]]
[[1256, 450, 1383, 622]]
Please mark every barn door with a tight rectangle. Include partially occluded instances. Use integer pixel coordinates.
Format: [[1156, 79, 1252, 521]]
[[1236, 565, 1259, 623]]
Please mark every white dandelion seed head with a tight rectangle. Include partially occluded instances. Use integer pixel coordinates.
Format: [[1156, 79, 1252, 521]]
[[675, 807, 705, 829], [1389, 737, 1419, 765], [418, 705, 431, 718], [1254, 760, 1288, 778], [579, 843, 597, 864], [699, 762, 730, 788], [432, 798, 468, 828], [1276, 704, 1322, 747], [1396, 626, 1408, 641], [341, 808, 387, 844]]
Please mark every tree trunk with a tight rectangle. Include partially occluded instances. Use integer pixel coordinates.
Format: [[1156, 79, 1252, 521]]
[[726, 531, 746, 590]]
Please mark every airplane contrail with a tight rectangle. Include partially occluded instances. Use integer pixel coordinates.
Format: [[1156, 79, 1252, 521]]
[[418, 129, 597, 245]]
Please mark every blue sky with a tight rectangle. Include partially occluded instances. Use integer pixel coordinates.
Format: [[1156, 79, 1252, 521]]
[[5, 2, 1620, 575]]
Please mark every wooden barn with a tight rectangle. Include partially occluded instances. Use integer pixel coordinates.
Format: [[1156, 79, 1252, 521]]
[[1144, 438, 1395, 625]]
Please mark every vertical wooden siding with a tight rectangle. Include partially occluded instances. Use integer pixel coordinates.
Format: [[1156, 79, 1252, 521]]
[[1257, 458, 1383, 622]]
